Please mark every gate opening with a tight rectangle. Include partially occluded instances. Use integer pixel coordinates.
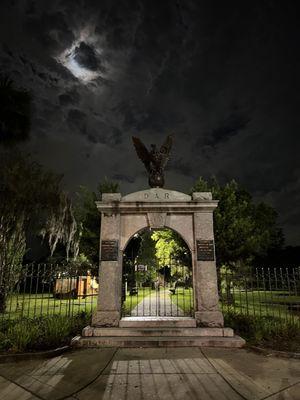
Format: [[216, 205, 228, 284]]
[[122, 228, 194, 317]]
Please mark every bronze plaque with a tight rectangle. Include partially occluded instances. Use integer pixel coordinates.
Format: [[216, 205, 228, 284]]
[[196, 240, 215, 261], [101, 240, 118, 261]]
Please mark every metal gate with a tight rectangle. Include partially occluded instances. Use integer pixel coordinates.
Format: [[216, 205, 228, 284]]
[[122, 255, 194, 317]]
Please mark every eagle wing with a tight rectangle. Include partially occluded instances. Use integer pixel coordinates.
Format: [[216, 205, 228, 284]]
[[132, 136, 151, 172], [159, 135, 173, 168]]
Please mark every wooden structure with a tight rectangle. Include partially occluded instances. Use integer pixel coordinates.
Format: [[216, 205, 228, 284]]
[[54, 275, 98, 299]]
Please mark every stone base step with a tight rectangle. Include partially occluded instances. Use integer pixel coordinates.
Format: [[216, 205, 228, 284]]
[[73, 335, 246, 348], [83, 326, 234, 338], [119, 317, 197, 328]]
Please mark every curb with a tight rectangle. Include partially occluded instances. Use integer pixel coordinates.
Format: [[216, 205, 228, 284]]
[[249, 346, 300, 359], [0, 345, 71, 363], [1, 343, 299, 362]]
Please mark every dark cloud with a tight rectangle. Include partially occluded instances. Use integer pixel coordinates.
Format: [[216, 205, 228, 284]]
[[67, 109, 87, 134], [24, 12, 75, 53], [168, 157, 193, 177], [207, 113, 250, 147], [59, 89, 80, 106], [112, 173, 135, 183], [0, 0, 299, 245], [116, 101, 185, 133], [108, 127, 123, 146]]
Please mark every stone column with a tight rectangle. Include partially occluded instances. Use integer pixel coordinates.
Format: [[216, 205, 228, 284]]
[[192, 193, 224, 327], [92, 193, 122, 327]]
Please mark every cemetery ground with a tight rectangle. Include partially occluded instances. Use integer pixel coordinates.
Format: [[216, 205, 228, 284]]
[[4, 289, 299, 321], [0, 279, 300, 400], [0, 287, 300, 353]]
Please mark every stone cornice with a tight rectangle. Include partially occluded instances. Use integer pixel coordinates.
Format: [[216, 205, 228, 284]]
[[95, 200, 218, 214]]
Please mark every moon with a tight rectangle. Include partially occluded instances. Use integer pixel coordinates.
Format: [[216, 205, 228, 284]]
[[57, 40, 101, 83]]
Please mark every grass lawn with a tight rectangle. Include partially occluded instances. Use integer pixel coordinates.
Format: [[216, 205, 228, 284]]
[[170, 288, 194, 315], [170, 288, 300, 323], [2, 289, 299, 325], [2, 293, 98, 319], [221, 290, 300, 323]]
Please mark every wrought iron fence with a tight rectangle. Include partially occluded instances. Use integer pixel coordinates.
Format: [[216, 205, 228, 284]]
[[220, 267, 300, 326], [0, 264, 98, 321], [1, 264, 299, 326], [122, 255, 194, 317]]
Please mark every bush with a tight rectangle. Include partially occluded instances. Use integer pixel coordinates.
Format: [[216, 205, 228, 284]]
[[0, 332, 12, 351], [224, 311, 300, 352], [7, 319, 40, 351], [39, 316, 73, 349], [0, 311, 92, 353]]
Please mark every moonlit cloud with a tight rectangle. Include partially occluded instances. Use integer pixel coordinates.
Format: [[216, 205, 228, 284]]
[[59, 52, 100, 82], [56, 29, 102, 82]]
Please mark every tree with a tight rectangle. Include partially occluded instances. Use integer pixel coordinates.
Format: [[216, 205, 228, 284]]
[[0, 152, 78, 312], [151, 229, 192, 285], [74, 178, 119, 264], [151, 229, 190, 265], [0, 75, 31, 146], [191, 177, 284, 271], [136, 230, 157, 265], [133, 230, 157, 286]]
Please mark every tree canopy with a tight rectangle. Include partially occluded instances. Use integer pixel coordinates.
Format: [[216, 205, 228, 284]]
[[74, 178, 120, 264], [191, 177, 284, 270], [124, 228, 190, 267], [151, 229, 190, 266], [0, 151, 78, 311]]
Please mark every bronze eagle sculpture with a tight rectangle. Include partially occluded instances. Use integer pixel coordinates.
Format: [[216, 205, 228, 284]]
[[132, 135, 173, 188]]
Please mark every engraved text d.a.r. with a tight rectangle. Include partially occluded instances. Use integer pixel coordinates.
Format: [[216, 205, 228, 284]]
[[144, 192, 170, 200]]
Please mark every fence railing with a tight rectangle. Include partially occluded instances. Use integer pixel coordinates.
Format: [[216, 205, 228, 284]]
[[0, 264, 98, 321], [220, 267, 300, 326], [1, 264, 299, 327]]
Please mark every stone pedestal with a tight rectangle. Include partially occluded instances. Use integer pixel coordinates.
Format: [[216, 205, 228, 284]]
[[193, 203, 224, 327], [92, 194, 122, 327]]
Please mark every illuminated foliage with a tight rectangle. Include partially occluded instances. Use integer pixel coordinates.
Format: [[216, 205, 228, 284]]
[[191, 177, 284, 270]]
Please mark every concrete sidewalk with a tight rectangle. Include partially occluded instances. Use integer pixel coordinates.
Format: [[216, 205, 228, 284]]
[[0, 347, 299, 400]]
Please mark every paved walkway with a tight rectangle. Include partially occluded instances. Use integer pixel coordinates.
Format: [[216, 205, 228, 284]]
[[0, 347, 299, 400], [131, 289, 185, 316]]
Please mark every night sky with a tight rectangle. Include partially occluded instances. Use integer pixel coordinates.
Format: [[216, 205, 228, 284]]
[[0, 1, 299, 245]]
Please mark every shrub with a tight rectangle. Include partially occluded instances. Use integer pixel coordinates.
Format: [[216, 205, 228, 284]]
[[0, 311, 92, 353], [0, 332, 12, 351], [7, 319, 40, 352], [39, 316, 73, 349], [224, 311, 300, 352]]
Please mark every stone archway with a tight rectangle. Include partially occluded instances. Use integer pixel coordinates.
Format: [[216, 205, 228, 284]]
[[92, 188, 224, 328]]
